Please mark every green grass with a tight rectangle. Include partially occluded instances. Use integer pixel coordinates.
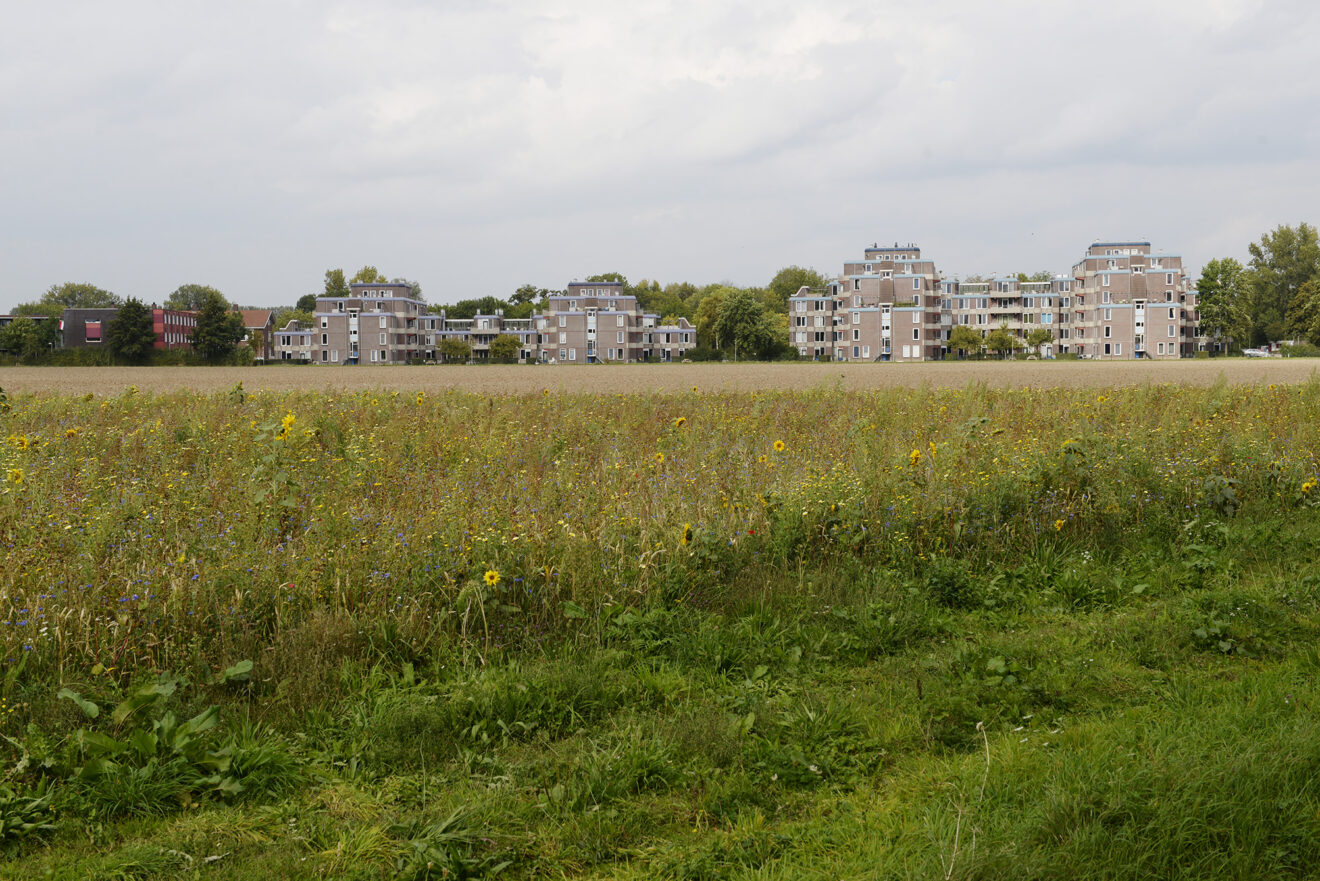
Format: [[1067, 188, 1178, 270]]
[[3, 381, 1320, 877]]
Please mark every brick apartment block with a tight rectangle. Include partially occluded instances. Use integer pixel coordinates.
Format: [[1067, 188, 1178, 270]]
[[791, 241, 1211, 361]]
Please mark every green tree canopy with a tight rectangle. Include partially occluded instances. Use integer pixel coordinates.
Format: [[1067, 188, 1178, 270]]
[[713, 288, 779, 360], [1197, 258, 1251, 350], [767, 266, 829, 311], [391, 278, 423, 300], [1248, 223, 1320, 344], [439, 337, 472, 363], [947, 325, 984, 357], [324, 269, 350, 300], [350, 266, 387, 285], [1285, 278, 1320, 346], [1025, 327, 1054, 353], [165, 284, 225, 311], [295, 294, 318, 313], [985, 325, 1018, 358], [40, 282, 121, 310], [488, 334, 521, 363], [105, 298, 156, 363], [192, 291, 245, 362], [0, 316, 57, 360]]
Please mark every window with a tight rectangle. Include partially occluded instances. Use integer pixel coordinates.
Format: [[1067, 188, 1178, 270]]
[[1104, 343, 1112, 355], [1103, 326, 1112, 338], [321, 333, 328, 345], [852, 312, 860, 324], [865, 264, 872, 273], [1104, 308, 1112, 320], [853, 346, 860, 358], [913, 278, 920, 290], [912, 311, 920, 323], [1158, 342, 1165, 354], [795, 301, 806, 312], [321, 351, 328, 362], [379, 333, 386, 345], [320, 317, 328, 329], [370, 350, 377, 362], [913, 328, 920, 340], [852, 328, 860, 341], [559, 348, 566, 361], [85, 321, 101, 343], [568, 348, 576, 361], [1166, 273, 1174, 285], [558, 315, 566, 327], [617, 315, 624, 327], [1114, 343, 1122, 355], [1102, 291, 1111, 304], [1168, 325, 1176, 337], [616, 331, 624, 343], [568, 301, 576, 310], [1168, 308, 1176, 319]]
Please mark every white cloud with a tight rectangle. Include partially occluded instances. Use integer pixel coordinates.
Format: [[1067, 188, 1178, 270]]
[[0, 0, 1317, 308]]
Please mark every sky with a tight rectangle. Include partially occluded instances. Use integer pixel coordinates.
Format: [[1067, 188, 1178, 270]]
[[2, 0, 1318, 311]]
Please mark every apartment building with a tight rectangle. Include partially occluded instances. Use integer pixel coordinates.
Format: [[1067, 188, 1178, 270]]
[[790, 243, 945, 361], [421, 310, 538, 362], [273, 320, 314, 361], [311, 283, 425, 364], [792, 240, 1207, 361], [1069, 242, 1194, 360], [534, 281, 694, 363], [152, 307, 198, 350]]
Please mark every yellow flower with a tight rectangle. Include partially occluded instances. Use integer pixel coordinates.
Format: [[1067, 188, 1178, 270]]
[[10, 435, 30, 450], [483, 569, 500, 587], [928, 441, 937, 460], [681, 523, 693, 546], [673, 416, 687, 429], [773, 440, 785, 453], [1303, 480, 1316, 495], [65, 428, 78, 438], [692, 386, 699, 393], [1054, 519, 1066, 531], [654, 452, 665, 464], [757, 454, 768, 464], [415, 392, 424, 405], [281, 412, 296, 432], [5, 468, 21, 485], [909, 448, 922, 467]]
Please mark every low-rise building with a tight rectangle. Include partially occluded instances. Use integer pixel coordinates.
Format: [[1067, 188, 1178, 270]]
[[272, 320, 314, 361]]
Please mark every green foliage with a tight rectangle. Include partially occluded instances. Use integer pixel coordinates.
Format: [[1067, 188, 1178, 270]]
[[1197, 257, 1251, 349], [323, 268, 350, 300], [985, 324, 1018, 356], [295, 293, 318, 313], [766, 266, 829, 311], [0, 316, 55, 361], [163, 284, 224, 312], [350, 266, 387, 285], [104, 297, 155, 364], [191, 291, 244, 362], [487, 334, 520, 363], [0, 781, 55, 850], [948, 324, 984, 356], [31, 282, 121, 312], [1248, 222, 1320, 345], [439, 337, 472, 363]]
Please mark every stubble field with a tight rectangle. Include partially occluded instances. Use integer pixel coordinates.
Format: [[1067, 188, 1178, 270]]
[[2, 357, 1317, 395]]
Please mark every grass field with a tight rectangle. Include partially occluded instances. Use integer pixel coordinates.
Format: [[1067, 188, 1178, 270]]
[[2, 358, 1319, 396], [3, 376, 1320, 878]]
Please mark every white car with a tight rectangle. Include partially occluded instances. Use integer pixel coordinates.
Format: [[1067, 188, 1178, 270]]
[[1243, 348, 1269, 358]]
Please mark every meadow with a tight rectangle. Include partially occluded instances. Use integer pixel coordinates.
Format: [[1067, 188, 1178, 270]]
[[3, 376, 1320, 878]]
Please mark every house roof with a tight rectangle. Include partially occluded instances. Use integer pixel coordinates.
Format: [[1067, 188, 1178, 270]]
[[236, 309, 274, 329]]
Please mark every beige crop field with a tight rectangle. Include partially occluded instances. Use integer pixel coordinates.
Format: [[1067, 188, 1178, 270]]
[[2, 358, 1318, 395]]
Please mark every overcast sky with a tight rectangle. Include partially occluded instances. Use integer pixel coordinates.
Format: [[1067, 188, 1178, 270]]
[[2, 0, 1317, 310]]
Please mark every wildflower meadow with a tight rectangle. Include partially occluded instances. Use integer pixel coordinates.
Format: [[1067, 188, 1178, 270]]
[[3, 377, 1320, 878]]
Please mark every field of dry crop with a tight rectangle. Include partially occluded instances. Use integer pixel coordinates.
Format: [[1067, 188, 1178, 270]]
[[2, 358, 1317, 396]]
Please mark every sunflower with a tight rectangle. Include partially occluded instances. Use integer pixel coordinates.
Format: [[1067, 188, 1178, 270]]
[[773, 440, 785, 453], [673, 417, 687, 429], [1054, 519, 1066, 531], [5, 468, 21, 485], [681, 523, 693, 546], [654, 452, 665, 464], [483, 569, 500, 587]]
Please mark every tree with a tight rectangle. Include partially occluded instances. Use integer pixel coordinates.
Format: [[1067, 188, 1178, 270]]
[[165, 284, 224, 311], [295, 294, 318, 313], [1025, 327, 1054, 355], [0, 317, 44, 360], [192, 291, 245, 362], [439, 338, 471, 363], [1197, 258, 1251, 350], [985, 325, 1018, 358], [767, 266, 829, 311], [1247, 223, 1320, 344], [105, 297, 156, 363], [488, 335, 520, 363], [350, 266, 387, 284], [511, 284, 543, 307], [693, 288, 728, 351], [39, 282, 121, 310], [585, 272, 628, 288], [324, 269, 350, 300], [1015, 271, 1053, 283], [948, 325, 984, 358], [1285, 278, 1320, 346], [274, 308, 314, 330], [713, 289, 774, 360]]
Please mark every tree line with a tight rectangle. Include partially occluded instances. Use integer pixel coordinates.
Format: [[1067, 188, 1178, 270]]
[[1196, 223, 1320, 349]]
